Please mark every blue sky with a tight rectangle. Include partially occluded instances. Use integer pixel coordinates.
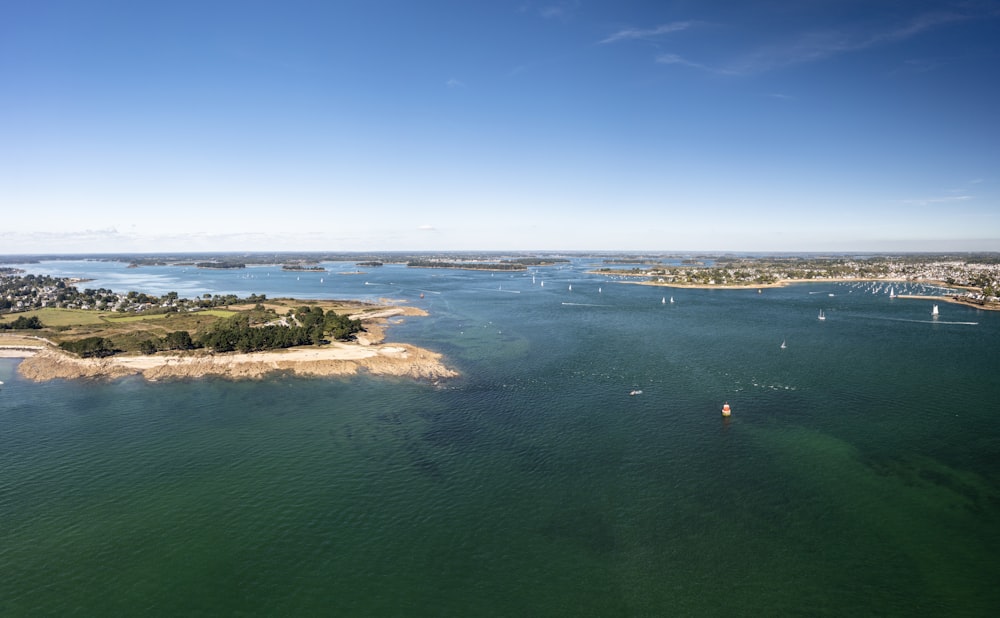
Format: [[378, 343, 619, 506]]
[[2, 0, 999, 253]]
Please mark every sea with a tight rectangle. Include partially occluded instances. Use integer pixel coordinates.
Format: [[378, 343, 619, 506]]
[[2, 259, 998, 616]]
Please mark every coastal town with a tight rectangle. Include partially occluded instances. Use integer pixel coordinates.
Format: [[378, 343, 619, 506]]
[[593, 254, 1000, 306], [0, 270, 261, 315]]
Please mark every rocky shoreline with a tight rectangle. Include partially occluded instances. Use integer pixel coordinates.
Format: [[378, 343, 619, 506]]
[[12, 343, 458, 383]]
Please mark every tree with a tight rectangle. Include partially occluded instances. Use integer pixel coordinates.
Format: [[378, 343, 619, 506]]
[[1, 315, 44, 330], [60, 337, 117, 358], [163, 330, 195, 350]]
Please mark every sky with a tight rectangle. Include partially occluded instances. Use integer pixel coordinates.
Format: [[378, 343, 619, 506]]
[[2, 0, 999, 254]]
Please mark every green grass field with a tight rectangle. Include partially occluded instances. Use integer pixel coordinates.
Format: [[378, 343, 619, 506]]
[[2, 301, 375, 354], [104, 309, 236, 323], [0, 308, 110, 327]]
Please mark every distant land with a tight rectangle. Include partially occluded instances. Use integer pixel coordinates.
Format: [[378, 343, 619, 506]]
[[3, 251, 999, 307]]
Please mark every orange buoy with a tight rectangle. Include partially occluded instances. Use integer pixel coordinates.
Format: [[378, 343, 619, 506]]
[[721, 402, 731, 417]]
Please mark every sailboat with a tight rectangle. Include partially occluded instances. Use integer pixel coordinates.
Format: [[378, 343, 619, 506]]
[[932, 304, 939, 317], [889, 287, 896, 298], [662, 297, 666, 304], [818, 309, 826, 321], [780, 340, 786, 349], [568, 284, 572, 291], [670, 296, 674, 304]]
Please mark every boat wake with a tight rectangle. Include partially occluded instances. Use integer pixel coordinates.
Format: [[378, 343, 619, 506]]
[[860, 316, 978, 326], [561, 302, 612, 307]]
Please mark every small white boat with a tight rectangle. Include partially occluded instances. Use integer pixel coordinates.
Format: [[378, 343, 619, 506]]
[[932, 304, 939, 317], [629, 389, 643, 396], [818, 309, 826, 321]]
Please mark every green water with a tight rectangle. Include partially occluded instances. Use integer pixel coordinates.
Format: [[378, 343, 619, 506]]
[[2, 262, 999, 615]]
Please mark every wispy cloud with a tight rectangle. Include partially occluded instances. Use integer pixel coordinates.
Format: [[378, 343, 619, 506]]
[[507, 64, 527, 78], [445, 78, 464, 88], [0, 229, 361, 254], [634, 10, 975, 76], [892, 57, 949, 75], [600, 21, 692, 44], [726, 11, 969, 75], [655, 53, 735, 75], [417, 225, 437, 232], [538, 1, 579, 20], [899, 195, 974, 206]]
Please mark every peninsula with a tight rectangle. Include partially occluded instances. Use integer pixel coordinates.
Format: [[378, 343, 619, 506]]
[[0, 274, 457, 382]]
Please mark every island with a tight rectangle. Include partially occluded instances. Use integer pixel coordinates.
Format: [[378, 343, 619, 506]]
[[406, 257, 569, 271], [0, 275, 457, 382], [281, 261, 326, 272]]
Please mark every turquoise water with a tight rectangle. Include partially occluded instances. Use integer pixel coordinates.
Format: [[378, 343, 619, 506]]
[[2, 261, 999, 615]]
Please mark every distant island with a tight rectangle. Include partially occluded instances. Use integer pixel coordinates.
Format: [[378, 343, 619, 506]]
[[281, 263, 326, 272], [406, 257, 568, 271], [5, 251, 578, 269], [196, 261, 246, 269]]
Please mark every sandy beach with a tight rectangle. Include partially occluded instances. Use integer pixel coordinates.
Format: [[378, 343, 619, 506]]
[[8, 342, 457, 382]]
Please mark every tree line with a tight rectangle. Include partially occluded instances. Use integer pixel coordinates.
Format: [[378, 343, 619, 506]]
[[57, 306, 364, 358], [0, 315, 44, 330]]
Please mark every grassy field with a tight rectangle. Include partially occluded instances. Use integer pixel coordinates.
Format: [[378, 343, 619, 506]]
[[104, 309, 237, 323], [0, 308, 110, 327], [0, 333, 49, 347], [1, 307, 237, 350], [1, 299, 381, 354]]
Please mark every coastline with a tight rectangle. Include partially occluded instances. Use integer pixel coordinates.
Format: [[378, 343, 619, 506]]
[[612, 276, 979, 291], [2, 305, 459, 383], [897, 294, 1000, 311], [13, 343, 458, 382]]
